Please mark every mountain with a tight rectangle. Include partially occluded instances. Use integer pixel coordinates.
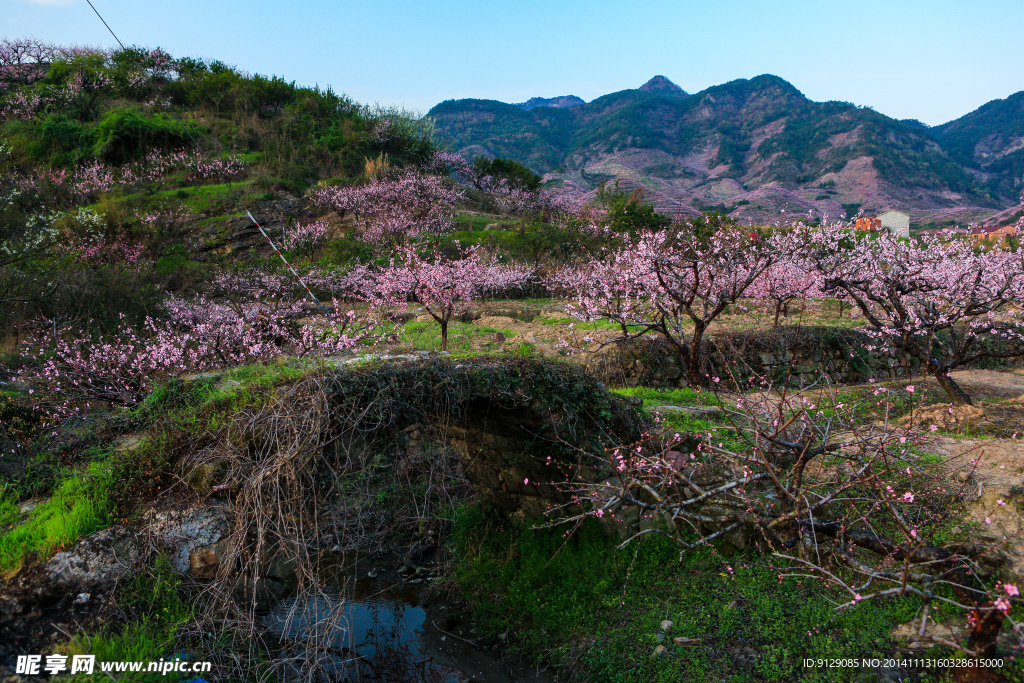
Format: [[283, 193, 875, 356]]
[[515, 95, 585, 110], [428, 76, 1022, 226], [638, 75, 686, 95], [932, 91, 1024, 201]]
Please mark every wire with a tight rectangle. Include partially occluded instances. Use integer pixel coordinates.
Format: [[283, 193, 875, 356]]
[[83, 0, 321, 305]]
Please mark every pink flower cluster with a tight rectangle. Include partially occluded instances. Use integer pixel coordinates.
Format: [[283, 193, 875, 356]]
[[280, 219, 330, 252], [54, 235, 146, 268], [19, 294, 375, 421], [353, 244, 531, 350], [9, 148, 246, 200], [311, 169, 463, 243]]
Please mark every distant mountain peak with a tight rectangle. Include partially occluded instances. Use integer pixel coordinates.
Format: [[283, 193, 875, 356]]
[[639, 75, 686, 95], [515, 95, 585, 111]]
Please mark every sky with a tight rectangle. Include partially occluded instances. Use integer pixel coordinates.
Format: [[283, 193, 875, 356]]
[[2, 0, 1022, 126]]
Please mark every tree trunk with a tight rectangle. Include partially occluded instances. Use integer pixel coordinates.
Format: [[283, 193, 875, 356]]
[[685, 325, 707, 388], [440, 319, 448, 352], [935, 369, 973, 406]]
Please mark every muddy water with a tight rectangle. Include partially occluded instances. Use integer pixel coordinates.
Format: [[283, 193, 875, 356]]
[[266, 556, 557, 682]]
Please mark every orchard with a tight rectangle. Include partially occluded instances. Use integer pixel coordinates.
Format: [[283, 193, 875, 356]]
[[5, 38, 1024, 679]]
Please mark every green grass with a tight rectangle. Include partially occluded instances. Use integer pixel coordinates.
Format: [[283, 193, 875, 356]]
[[611, 386, 720, 407], [395, 319, 517, 353], [538, 315, 630, 332], [0, 458, 116, 574], [451, 505, 922, 682]]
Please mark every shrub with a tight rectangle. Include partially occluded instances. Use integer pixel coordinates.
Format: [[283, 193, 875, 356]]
[[91, 108, 194, 164], [471, 155, 543, 192]]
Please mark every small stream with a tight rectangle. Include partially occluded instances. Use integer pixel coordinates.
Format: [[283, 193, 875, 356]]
[[265, 555, 557, 682]]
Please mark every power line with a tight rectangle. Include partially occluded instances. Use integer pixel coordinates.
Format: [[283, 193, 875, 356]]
[[83, 0, 321, 305]]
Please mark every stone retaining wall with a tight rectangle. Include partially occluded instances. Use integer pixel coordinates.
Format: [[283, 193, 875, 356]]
[[588, 326, 921, 389]]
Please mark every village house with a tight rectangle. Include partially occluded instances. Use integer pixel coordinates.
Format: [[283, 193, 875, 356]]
[[969, 224, 1019, 247], [854, 217, 881, 232], [877, 210, 911, 238], [854, 210, 910, 238]]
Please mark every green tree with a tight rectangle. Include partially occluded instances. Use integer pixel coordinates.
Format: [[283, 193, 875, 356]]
[[471, 156, 543, 192], [598, 183, 671, 236]]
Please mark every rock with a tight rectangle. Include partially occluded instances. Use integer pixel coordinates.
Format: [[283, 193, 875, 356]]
[[660, 619, 674, 631], [949, 526, 962, 536], [72, 593, 90, 605], [144, 504, 232, 574], [651, 405, 721, 418], [652, 645, 666, 658], [18, 499, 45, 516], [189, 538, 231, 579], [46, 527, 143, 588], [183, 461, 230, 495], [673, 636, 699, 645], [656, 633, 665, 643]]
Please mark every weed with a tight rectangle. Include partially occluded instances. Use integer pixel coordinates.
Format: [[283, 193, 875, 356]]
[[451, 505, 919, 682], [610, 386, 718, 407], [395, 319, 516, 353], [0, 459, 115, 574]]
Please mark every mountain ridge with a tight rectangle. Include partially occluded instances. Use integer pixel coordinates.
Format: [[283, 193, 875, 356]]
[[428, 75, 1024, 227]]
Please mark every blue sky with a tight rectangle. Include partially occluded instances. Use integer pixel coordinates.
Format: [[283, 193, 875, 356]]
[[3, 0, 1022, 126]]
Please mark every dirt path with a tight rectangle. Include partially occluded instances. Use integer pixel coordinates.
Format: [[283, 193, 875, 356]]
[[946, 368, 1024, 399]]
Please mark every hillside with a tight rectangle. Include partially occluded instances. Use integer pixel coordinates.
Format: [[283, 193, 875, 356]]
[[932, 90, 1024, 201], [429, 75, 1022, 226]]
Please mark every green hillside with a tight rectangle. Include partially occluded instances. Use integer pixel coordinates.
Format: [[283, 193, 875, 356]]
[[932, 90, 1024, 198]]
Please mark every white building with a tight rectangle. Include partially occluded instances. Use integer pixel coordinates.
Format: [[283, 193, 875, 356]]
[[877, 210, 910, 238]]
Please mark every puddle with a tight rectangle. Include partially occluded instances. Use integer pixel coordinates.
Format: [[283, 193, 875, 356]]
[[266, 556, 557, 682]]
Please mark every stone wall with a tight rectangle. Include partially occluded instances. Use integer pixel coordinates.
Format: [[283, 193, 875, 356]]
[[587, 326, 922, 389]]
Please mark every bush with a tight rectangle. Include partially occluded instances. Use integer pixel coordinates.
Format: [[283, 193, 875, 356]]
[[91, 108, 195, 164], [597, 184, 672, 236], [472, 155, 543, 192]]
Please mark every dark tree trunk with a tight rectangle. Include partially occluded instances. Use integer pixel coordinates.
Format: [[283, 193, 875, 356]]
[[684, 324, 708, 388], [934, 369, 973, 406], [967, 607, 1005, 658], [440, 319, 448, 352]]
